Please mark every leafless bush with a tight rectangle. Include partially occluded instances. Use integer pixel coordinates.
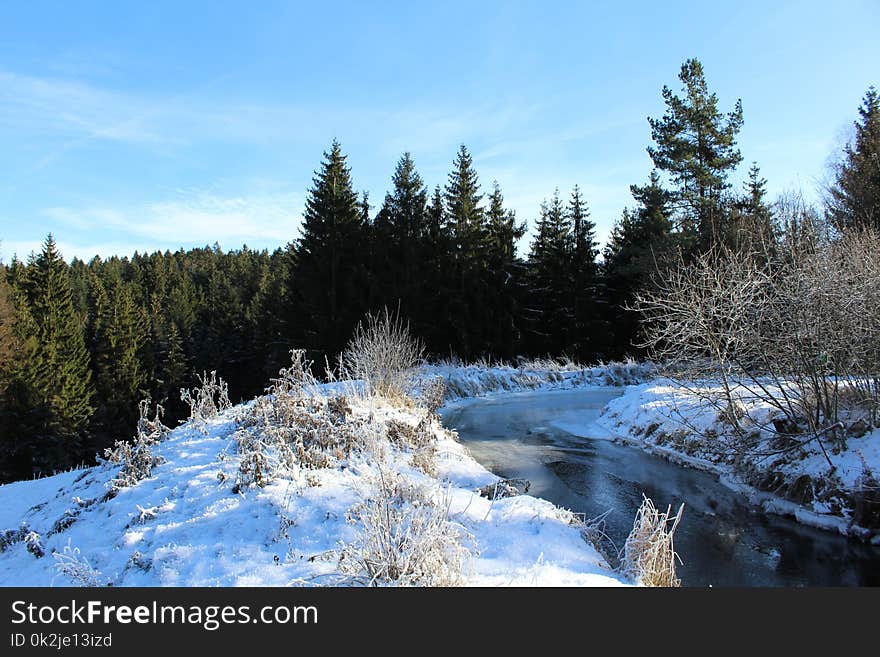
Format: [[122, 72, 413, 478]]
[[636, 228, 880, 461], [181, 370, 231, 427], [339, 309, 425, 402], [386, 417, 438, 475], [52, 543, 104, 586], [338, 469, 472, 586], [570, 509, 619, 569], [417, 377, 447, 416], [234, 392, 362, 489], [104, 400, 168, 489], [270, 349, 320, 397], [622, 496, 684, 587], [231, 351, 365, 490]]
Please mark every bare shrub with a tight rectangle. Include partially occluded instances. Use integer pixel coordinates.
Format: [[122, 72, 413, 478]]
[[636, 228, 880, 463], [181, 370, 231, 427], [622, 496, 684, 587], [231, 351, 364, 490], [338, 469, 472, 586], [104, 400, 168, 489], [339, 309, 425, 401], [234, 392, 362, 490], [418, 376, 447, 416], [385, 417, 438, 475], [52, 543, 104, 586], [270, 349, 320, 397]]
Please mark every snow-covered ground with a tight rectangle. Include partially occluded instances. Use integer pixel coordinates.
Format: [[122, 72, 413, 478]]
[[596, 380, 880, 542], [0, 384, 627, 587]]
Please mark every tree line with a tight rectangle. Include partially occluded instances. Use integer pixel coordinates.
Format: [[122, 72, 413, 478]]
[[0, 58, 877, 482]]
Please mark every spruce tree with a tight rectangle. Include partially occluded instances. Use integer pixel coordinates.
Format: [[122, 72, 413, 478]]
[[648, 58, 744, 251], [603, 172, 674, 358], [485, 182, 527, 359], [525, 190, 574, 355], [732, 162, 775, 256], [374, 153, 429, 328], [567, 186, 600, 360], [19, 235, 95, 466], [827, 87, 880, 231], [444, 145, 488, 358], [90, 272, 149, 435], [421, 185, 455, 355], [288, 141, 369, 361]]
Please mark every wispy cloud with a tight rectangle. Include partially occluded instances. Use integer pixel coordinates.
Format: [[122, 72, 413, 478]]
[[4, 190, 305, 261], [0, 71, 172, 145]]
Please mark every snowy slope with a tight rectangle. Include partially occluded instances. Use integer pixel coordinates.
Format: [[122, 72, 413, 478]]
[[0, 393, 627, 587]]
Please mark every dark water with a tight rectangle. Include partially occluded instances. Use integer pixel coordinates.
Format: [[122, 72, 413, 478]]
[[441, 388, 880, 586]]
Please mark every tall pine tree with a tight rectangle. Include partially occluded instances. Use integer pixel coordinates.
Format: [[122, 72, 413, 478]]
[[444, 145, 489, 358], [485, 181, 526, 359], [827, 86, 880, 231], [648, 58, 743, 251], [288, 141, 369, 362], [525, 190, 574, 355], [17, 235, 95, 467], [567, 185, 600, 360], [603, 173, 674, 358]]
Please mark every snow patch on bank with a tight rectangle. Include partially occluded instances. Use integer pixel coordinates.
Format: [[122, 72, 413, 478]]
[[597, 381, 880, 541]]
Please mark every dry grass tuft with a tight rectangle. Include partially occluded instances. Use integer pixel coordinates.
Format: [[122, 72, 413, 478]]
[[338, 469, 472, 586], [622, 495, 684, 587]]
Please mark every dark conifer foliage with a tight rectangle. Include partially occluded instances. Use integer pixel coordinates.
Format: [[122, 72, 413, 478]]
[[567, 186, 601, 360], [485, 182, 527, 360], [603, 172, 674, 359], [648, 58, 743, 252], [287, 140, 370, 363], [10, 236, 95, 470], [827, 87, 880, 231], [525, 190, 575, 355], [731, 162, 775, 256], [444, 144, 489, 359]]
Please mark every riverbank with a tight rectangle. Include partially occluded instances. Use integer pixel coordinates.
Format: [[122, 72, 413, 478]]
[[596, 381, 880, 543]]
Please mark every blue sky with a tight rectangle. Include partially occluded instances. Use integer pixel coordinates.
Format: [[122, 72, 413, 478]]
[[1, 0, 878, 261]]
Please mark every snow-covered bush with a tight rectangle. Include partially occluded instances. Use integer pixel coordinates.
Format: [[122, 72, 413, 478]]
[[181, 370, 231, 428], [52, 543, 104, 586], [339, 309, 424, 402], [338, 470, 472, 586], [104, 400, 168, 489], [232, 351, 364, 490], [622, 496, 684, 587]]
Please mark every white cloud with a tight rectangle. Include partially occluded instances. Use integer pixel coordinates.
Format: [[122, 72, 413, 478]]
[[3, 190, 305, 262]]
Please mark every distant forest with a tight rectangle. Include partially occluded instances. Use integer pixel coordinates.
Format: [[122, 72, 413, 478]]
[[1, 58, 877, 482]]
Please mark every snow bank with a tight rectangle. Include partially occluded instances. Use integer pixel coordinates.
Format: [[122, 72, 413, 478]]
[[419, 359, 655, 401], [598, 380, 880, 541], [0, 389, 627, 587]]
